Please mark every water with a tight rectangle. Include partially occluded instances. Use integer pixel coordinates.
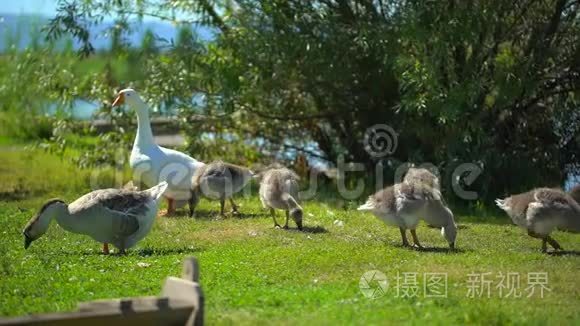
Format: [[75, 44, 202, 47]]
[[0, 14, 216, 52], [565, 175, 579, 190], [48, 99, 100, 120]]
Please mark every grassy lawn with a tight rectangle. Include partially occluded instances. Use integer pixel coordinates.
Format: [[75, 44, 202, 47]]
[[0, 147, 579, 325]]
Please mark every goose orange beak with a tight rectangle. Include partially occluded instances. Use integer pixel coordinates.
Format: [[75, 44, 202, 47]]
[[112, 93, 125, 106]]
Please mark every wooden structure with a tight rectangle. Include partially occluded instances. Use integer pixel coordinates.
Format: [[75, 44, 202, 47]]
[[0, 257, 204, 326]]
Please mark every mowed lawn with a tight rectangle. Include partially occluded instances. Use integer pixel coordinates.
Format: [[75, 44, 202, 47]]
[[0, 147, 579, 325]]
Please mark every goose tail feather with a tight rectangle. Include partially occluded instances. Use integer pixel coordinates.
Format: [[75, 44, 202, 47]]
[[495, 198, 509, 211], [145, 181, 169, 201], [357, 200, 375, 211]]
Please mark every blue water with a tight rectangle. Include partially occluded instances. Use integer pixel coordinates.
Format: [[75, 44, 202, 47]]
[[47, 92, 207, 120], [565, 175, 579, 190], [48, 99, 100, 120], [0, 14, 216, 52]]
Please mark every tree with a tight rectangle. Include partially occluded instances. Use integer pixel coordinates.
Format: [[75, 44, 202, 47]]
[[175, 25, 196, 52], [140, 28, 157, 55], [109, 19, 128, 55], [43, 0, 580, 204]]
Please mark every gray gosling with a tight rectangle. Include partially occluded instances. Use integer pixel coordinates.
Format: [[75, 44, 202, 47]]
[[496, 187, 580, 252], [259, 167, 303, 230], [405, 167, 456, 248], [358, 167, 457, 249], [189, 161, 253, 217]]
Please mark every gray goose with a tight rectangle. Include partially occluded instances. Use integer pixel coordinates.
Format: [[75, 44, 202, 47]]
[[23, 181, 168, 254]]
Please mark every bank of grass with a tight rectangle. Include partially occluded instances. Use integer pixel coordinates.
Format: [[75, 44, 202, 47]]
[[0, 147, 579, 325]]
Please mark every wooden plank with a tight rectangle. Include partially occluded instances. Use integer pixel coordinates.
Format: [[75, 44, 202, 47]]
[[161, 277, 204, 326], [0, 305, 193, 326], [182, 257, 200, 283], [0, 257, 204, 326], [77, 296, 193, 313]]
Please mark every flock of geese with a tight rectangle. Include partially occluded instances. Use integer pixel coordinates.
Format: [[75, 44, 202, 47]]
[[22, 89, 579, 254]]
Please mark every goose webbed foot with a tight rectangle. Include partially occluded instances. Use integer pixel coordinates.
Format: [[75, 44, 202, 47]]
[[272, 213, 281, 229], [229, 199, 241, 216], [546, 236, 563, 251], [410, 229, 423, 248], [541, 238, 548, 253]]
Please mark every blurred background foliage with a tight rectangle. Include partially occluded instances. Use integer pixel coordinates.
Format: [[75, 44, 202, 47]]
[[0, 0, 579, 206]]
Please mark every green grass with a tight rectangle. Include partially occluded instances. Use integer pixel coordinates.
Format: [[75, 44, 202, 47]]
[[0, 147, 579, 325]]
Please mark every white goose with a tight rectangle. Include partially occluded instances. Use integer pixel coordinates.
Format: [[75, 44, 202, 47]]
[[112, 89, 205, 215], [22, 182, 168, 254]]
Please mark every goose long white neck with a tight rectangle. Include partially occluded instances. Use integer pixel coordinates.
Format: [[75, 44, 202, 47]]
[[133, 103, 156, 148]]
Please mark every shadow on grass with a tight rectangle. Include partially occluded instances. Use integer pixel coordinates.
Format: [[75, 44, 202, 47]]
[[233, 212, 263, 219], [388, 243, 466, 254], [547, 250, 580, 256], [413, 246, 465, 254], [187, 209, 262, 220], [61, 245, 201, 257], [267, 224, 329, 233], [425, 224, 469, 230], [136, 246, 201, 257], [301, 225, 329, 234]]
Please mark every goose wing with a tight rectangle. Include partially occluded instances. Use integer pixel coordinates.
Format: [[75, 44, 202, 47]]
[[70, 189, 151, 237], [404, 167, 440, 190], [532, 188, 580, 218], [98, 191, 152, 237], [358, 186, 397, 213], [396, 182, 441, 202], [534, 188, 573, 208]]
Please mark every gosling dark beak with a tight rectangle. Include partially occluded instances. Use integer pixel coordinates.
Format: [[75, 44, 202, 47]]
[[24, 235, 32, 249]]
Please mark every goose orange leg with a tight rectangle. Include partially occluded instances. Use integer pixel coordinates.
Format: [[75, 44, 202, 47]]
[[103, 243, 110, 255], [162, 197, 176, 216]]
